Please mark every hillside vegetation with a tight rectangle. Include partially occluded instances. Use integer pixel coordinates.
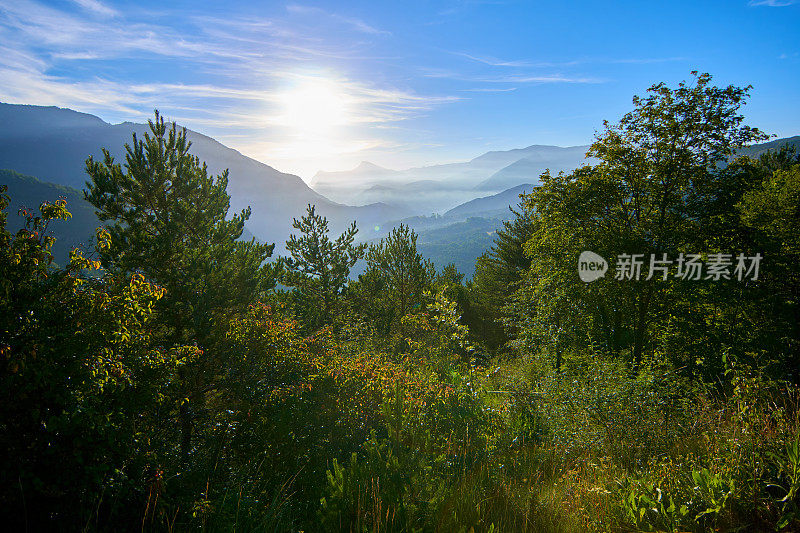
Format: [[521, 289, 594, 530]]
[[1, 73, 799, 532]]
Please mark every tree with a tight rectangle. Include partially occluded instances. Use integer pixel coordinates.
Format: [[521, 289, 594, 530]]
[[435, 262, 468, 314], [84, 110, 277, 461], [515, 72, 768, 373], [283, 204, 366, 329], [0, 191, 192, 529], [469, 194, 536, 352], [351, 224, 436, 335], [736, 158, 800, 376], [513, 167, 604, 371], [84, 110, 277, 346]]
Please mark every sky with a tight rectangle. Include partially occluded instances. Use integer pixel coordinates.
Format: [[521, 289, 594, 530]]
[[0, 0, 798, 180]]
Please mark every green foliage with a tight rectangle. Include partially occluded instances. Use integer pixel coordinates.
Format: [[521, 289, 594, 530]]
[[691, 467, 735, 523], [348, 224, 437, 337], [84, 110, 278, 486], [769, 437, 800, 529], [319, 436, 419, 532], [469, 197, 535, 352], [0, 168, 98, 265], [320, 355, 490, 532], [4, 74, 800, 532], [84, 110, 277, 346], [283, 204, 366, 329], [0, 191, 194, 529], [737, 160, 800, 375], [512, 72, 769, 375], [415, 215, 504, 277], [618, 478, 688, 532]]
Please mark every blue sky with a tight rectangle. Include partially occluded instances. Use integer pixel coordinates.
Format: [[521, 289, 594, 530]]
[[0, 0, 798, 179]]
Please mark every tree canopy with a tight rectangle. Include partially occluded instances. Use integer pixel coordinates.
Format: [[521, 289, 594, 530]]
[[283, 204, 366, 329], [510, 72, 769, 373], [84, 111, 277, 346]]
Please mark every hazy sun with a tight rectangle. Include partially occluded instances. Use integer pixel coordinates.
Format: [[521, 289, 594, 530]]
[[278, 77, 349, 134], [267, 74, 374, 178]]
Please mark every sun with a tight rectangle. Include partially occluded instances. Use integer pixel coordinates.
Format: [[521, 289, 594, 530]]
[[266, 74, 373, 178], [278, 77, 349, 135]]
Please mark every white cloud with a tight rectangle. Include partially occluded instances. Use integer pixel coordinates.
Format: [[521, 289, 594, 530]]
[[0, 0, 204, 58], [610, 57, 688, 64], [460, 87, 518, 92], [0, 0, 454, 177], [432, 52, 683, 89], [422, 69, 601, 84], [452, 52, 533, 67], [286, 4, 390, 35], [481, 74, 601, 84], [71, 0, 118, 18], [749, 0, 799, 5]]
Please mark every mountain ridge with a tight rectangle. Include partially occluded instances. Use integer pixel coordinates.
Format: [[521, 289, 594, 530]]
[[0, 102, 403, 249], [309, 143, 595, 211], [2, 102, 797, 270]]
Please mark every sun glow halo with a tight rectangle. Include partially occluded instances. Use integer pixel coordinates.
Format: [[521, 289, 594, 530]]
[[279, 77, 349, 135]]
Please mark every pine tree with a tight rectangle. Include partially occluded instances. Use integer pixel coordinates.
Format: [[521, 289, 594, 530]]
[[283, 204, 365, 329], [84, 110, 276, 345], [465, 194, 536, 352], [354, 224, 436, 334], [84, 110, 277, 461]]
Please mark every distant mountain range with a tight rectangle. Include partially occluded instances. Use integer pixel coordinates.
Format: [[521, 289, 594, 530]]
[[444, 183, 532, 219], [382, 136, 800, 276], [1, 168, 258, 266], [735, 135, 800, 159], [0, 103, 405, 251], [311, 144, 595, 213], [0, 101, 796, 276], [310, 136, 800, 218]]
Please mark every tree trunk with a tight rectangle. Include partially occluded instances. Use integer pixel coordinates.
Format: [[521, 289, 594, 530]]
[[632, 285, 654, 374], [179, 397, 192, 463]]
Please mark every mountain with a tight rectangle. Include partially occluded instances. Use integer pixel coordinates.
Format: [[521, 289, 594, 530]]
[[417, 217, 504, 277], [475, 145, 593, 191], [411, 136, 800, 276], [1, 169, 97, 264], [4, 101, 796, 269], [312, 135, 800, 216], [476, 159, 545, 192], [444, 183, 534, 219], [311, 161, 395, 188], [356, 184, 537, 277], [0, 103, 404, 250], [309, 144, 593, 214], [734, 135, 800, 159], [0, 168, 258, 265]]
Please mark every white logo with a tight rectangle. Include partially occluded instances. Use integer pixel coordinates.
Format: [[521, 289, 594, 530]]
[[578, 251, 608, 282], [577, 252, 762, 282]]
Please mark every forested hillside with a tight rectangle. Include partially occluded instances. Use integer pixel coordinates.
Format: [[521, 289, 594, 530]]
[[0, 169, 97, 264], [1, 73, 799, 532]]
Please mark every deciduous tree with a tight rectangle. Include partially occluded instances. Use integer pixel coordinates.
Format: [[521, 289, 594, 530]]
[[515, 72, 768, 372]]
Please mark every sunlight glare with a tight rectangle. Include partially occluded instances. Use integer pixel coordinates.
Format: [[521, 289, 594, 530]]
[[279, 77, 349, 135]]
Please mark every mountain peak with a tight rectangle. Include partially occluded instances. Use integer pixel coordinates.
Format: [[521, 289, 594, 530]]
[[311, 160, 395, 186], [355, 161, 388, 172]]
